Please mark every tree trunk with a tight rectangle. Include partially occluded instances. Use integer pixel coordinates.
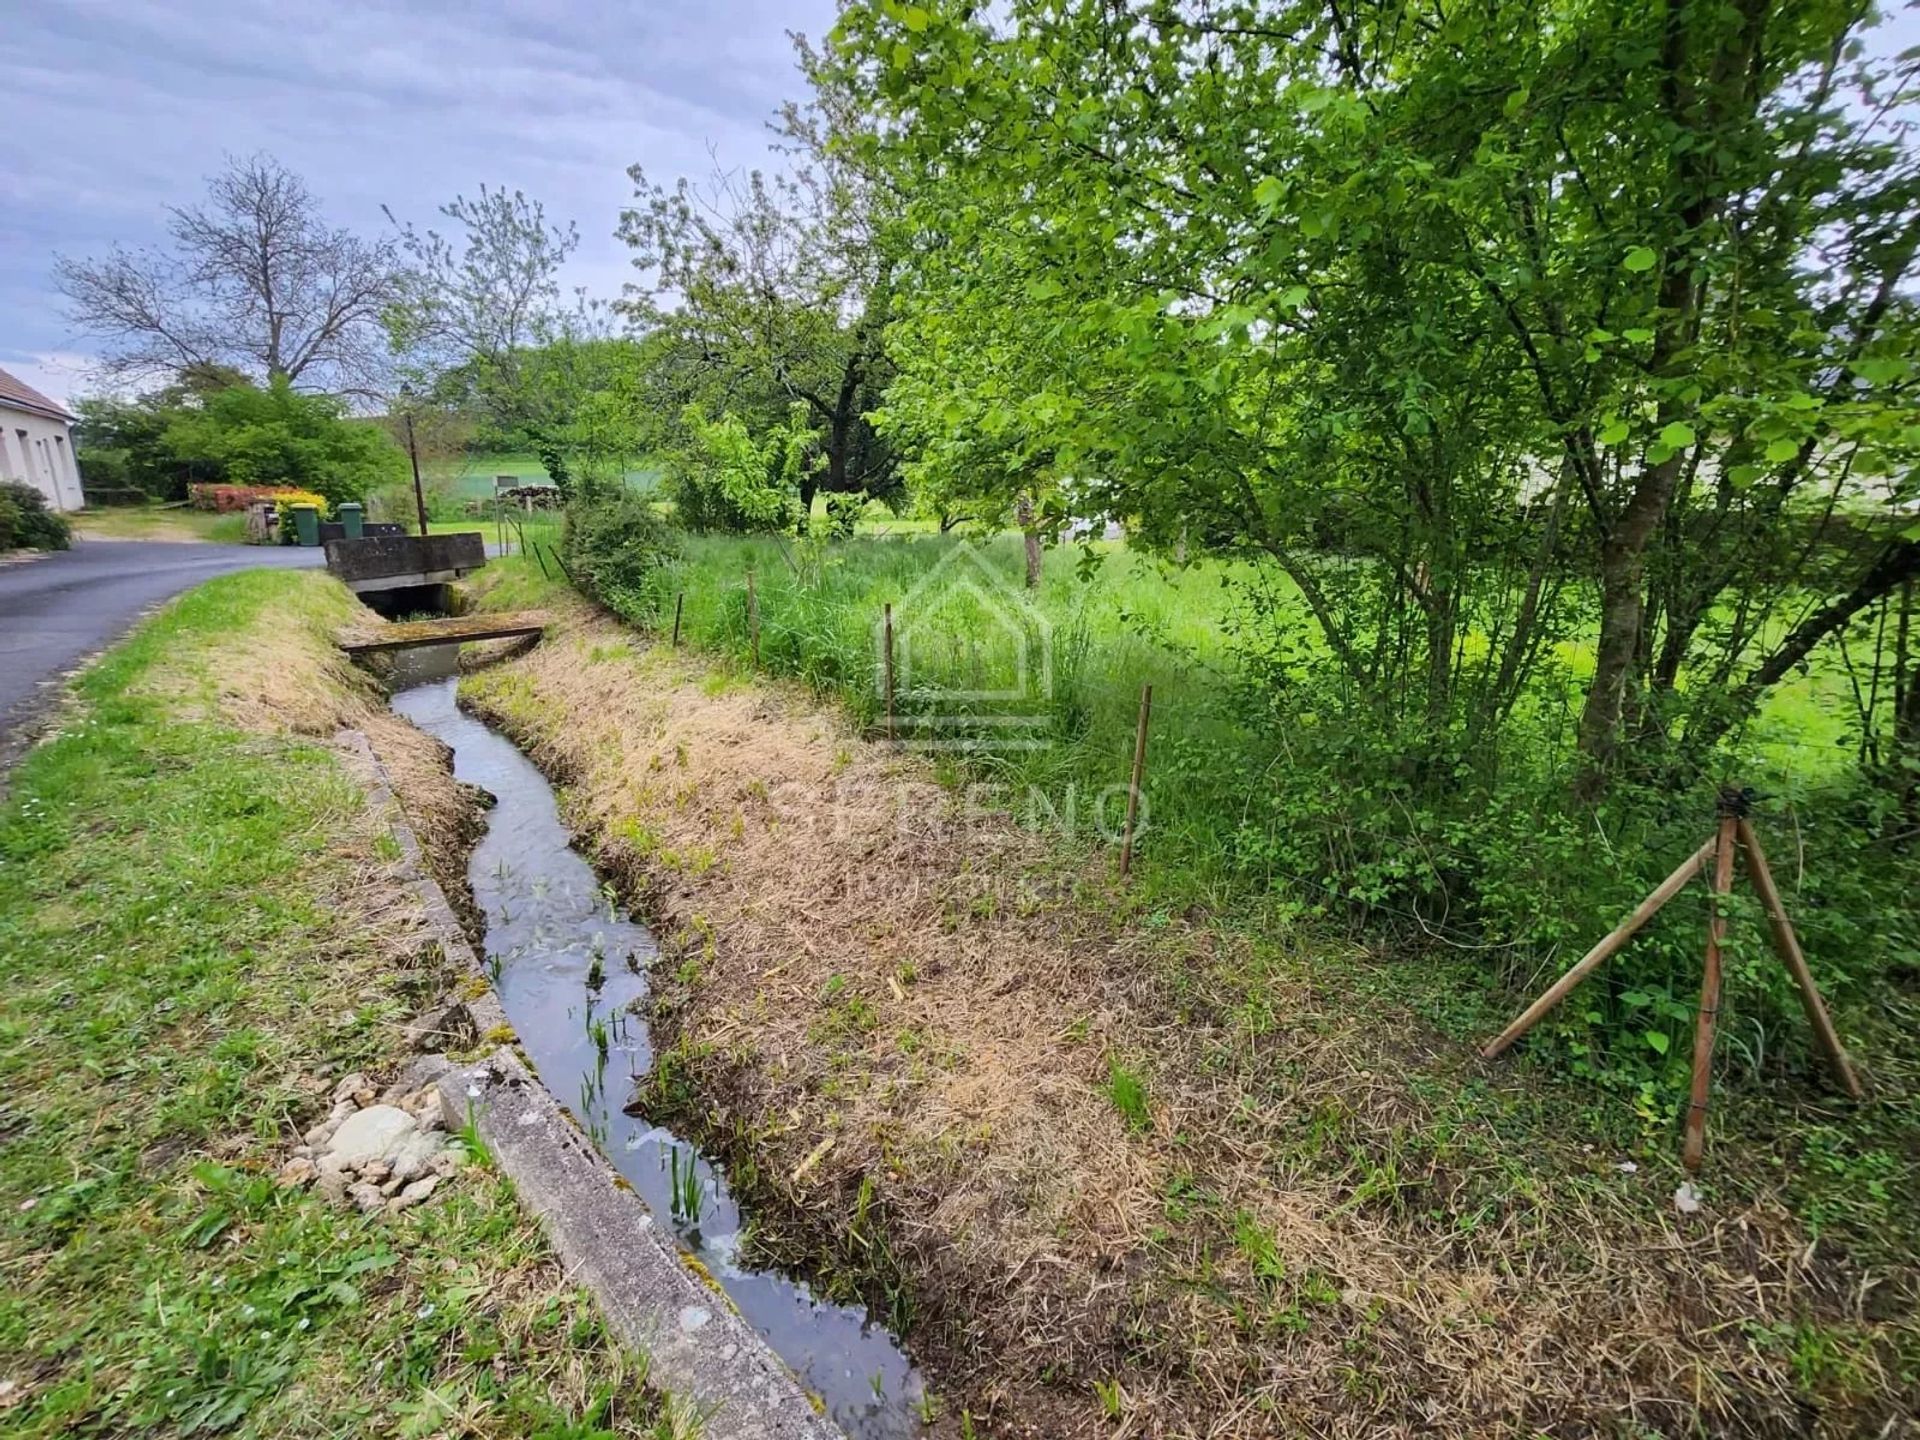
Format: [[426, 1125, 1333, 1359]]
[[797, 468, 817, 535], [1017, 492, 1042, 590], [1576, 456, 1683, 792]]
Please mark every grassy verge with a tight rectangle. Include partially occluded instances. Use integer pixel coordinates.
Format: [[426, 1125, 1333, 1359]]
[[461, 559, 1917, 1437], [72, 505, 250, 544], [0, 568, 686, 1437]]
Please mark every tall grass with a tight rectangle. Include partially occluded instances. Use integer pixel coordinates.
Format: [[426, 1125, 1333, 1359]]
[[627, 533, 1271, 894], [564, 529, 1916, 1111]]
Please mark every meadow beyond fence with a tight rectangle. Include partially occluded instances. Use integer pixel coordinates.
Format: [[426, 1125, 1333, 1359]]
[[541, 530, 1919, 1176]]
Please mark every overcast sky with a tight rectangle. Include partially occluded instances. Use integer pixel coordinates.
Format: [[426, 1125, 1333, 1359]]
[[1, 0, 838, 406]]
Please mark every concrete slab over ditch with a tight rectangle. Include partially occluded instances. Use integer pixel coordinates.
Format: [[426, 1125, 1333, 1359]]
[[438, 1051, 844, 1440]]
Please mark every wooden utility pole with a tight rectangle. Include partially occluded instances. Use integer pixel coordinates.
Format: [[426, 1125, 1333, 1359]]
[[403, 409, 429, 538], [1119, 683, 1152, 877]]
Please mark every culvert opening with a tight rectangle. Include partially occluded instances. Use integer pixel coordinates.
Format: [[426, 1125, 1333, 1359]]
[[389, 669, 929, 1437]]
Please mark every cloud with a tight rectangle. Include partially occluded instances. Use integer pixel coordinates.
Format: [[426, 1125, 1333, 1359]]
[[0, 352, 104, 411], [0, 0, 835, 397]]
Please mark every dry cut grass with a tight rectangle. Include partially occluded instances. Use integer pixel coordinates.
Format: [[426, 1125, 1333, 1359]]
[[460, 596, 1916, 1439]]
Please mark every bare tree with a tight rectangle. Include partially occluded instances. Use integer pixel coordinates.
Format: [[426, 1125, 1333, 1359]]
[[56, 153, 396, 393]]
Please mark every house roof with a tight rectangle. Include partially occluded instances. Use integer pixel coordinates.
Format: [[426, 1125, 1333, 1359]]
[[0, 366, 76, 423]]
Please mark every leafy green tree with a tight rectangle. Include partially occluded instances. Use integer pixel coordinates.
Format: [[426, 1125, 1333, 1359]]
[[666, 404, 810, 533], [162, 377, 408, 507], [619, 53, 901, 525], [71, 364, 256, 501], [831, 0, 1920, 791]]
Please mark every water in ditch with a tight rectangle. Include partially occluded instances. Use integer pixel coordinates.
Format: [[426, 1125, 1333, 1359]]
[[391, 669, 927, 1437]]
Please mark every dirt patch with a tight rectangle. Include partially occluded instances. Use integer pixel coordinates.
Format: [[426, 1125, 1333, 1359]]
[[459, 599, 1914, 1438]]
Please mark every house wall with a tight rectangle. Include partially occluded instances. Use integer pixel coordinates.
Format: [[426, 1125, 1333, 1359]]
[[0, 404, 84, 512]]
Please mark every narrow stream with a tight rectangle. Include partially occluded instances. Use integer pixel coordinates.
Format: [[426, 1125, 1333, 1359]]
[[391, 667, 926, 1437]]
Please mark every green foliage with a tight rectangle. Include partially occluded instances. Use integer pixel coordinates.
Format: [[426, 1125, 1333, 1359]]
[[829, 0, 1920, 789], [563, 493, 680, 619], [665, 405, 808, 533], [1102, 1057, 1150, 1132], [637, 531, 1917, 1120], [161, 377, 408, 508], [0, 479, 73, 551], [0, 568, 671, 1437]]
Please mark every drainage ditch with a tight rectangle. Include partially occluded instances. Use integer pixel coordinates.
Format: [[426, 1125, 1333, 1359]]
[[389, 665, 928, 1438]]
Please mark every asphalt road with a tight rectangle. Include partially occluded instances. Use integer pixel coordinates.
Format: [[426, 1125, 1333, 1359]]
[[0, 539, 324, 754]]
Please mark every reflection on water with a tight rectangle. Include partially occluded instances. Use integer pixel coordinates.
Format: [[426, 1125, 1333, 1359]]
[[391, 676, 926, 1437]]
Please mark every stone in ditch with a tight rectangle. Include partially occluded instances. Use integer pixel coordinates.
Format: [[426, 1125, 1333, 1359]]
[[386, 1131, 444, 1184], [317, 1169, 348, 1206], [330, 1072, 370, 1106], [348, 1182, 387, 1214], [276, 1156, 317, 1188], [324, 1105, 417, 1168], [381, 1054, 456, 1105], [309, 1096, 360, 1145], [388, 1176, 439, 1212], [360, 1160, 391, 1183]]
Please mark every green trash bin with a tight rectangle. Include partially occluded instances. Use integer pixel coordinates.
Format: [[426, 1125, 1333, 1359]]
[[290, 504, 321, 547], [337, 502, 364, 539]]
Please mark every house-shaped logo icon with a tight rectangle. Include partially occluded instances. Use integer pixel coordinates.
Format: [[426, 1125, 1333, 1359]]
[[875, 542, 1052, 751]]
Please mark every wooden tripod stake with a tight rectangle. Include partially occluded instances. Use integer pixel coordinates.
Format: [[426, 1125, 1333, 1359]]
[[1482, 788, 1862, 1172]]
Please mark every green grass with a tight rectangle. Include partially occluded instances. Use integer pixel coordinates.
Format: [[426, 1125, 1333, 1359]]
[[472, 528, 1917, 1247], [421, 453, 664, 504], [72, 505, 250, 544], [0, 569, 683, 1437]]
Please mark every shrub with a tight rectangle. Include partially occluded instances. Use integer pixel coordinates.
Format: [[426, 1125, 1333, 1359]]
[[189, 484, 329, 514], [665, 406, 804, 534], [163, 377, 406, 508], [0, 481, 73, 551], [563, 494, 679, 620]]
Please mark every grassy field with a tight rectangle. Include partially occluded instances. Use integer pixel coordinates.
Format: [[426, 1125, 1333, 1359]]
[[533, 529, 1915, 1202], [71, 505, 250, 544], [0, 569, 685, 1437], [420, 453, 664, 505]]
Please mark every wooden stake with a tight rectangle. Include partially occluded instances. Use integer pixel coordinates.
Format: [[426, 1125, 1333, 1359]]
[[1736, 817, 1864, 1099], [746, 568, 760, 668], [1682, 812, 1739, 1172], [883, 603, 896, 742], [1119, 683, 1152, 877], [1481, 834, 1717, 1059], [671, 591, 685, 647]]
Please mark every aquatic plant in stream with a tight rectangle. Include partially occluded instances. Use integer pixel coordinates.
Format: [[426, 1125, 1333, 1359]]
[[668, 1146, 704, 1225]]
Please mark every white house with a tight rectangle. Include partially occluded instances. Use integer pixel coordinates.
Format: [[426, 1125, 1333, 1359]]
[[0, 366, 84, 512]]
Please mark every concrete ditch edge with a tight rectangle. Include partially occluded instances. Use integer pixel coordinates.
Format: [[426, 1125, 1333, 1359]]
[[336, 725, 844, 1439], [334, 727, 511, 1047], [439, 1051, 843, 1440]]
